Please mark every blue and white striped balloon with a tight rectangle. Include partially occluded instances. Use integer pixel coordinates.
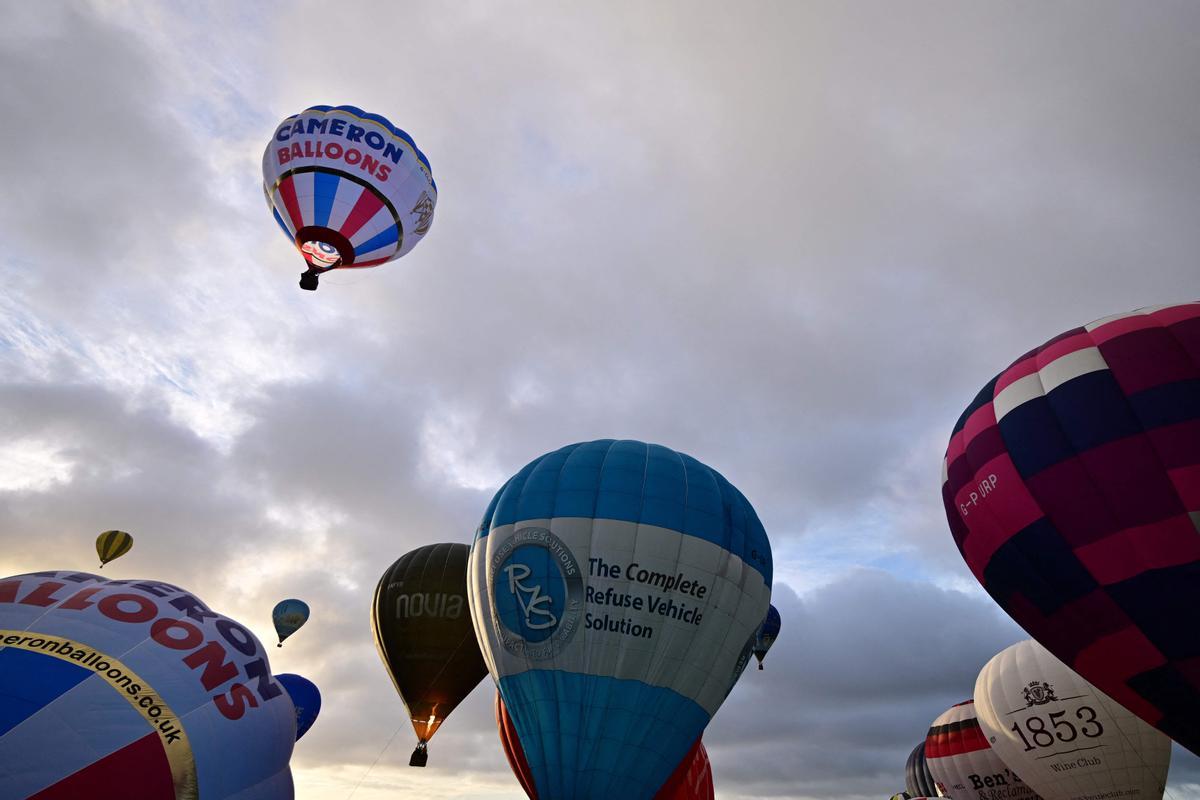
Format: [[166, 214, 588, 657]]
[[467, 440, 772, 798]]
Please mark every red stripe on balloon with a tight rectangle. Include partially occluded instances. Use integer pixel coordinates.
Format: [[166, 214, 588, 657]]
[[339, 189, 385, 241], [1035, 331, 1097, 369], [1169, 465, 1200, 511], [1100, 327, 1198, 395], [277, 175, 303, 236], [30, 731, 175, 800], [1074, 514, 1200, 585], [1074, 626, 1167, 724], [995, 356, 1040, 394], [1089, 314, 1161, 345]]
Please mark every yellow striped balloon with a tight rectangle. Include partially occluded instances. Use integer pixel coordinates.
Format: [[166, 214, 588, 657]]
[[95, 530, 133, 568]]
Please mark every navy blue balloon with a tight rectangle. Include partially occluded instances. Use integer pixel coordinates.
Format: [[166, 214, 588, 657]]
[[276, 673, 322, 741]]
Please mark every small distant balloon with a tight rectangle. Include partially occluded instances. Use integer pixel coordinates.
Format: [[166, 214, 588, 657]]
[[273, 599, 310, 647], [276, 673, 322, 741], [752, 604, 781, 670], [95, 530, 133, 568]]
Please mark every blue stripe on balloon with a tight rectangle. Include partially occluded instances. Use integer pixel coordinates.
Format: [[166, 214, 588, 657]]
[[1045, 370, 1143, 455], [0, 648, 93, 737], [312, 172, 340, 229], [998, 397, 1079, 478], [273, 207, 293, 239], [499, 670, 708, 799], [477, 440, 772, 584], [353, 225, 399, 258], [1128, 379, 1200, 429]]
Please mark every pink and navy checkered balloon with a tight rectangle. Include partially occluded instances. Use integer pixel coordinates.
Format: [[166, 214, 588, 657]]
[[942, 302, 1200, 754]]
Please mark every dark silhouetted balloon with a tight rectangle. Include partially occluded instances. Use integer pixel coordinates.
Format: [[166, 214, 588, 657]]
[[752, 604, 781, 669], [942, 302, 1200, 753], [372, 543, 487, 767], [904, 740, 937, 798]]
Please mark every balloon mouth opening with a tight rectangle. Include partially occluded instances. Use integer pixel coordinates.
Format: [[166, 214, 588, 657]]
[[295, 226, 353, 269]]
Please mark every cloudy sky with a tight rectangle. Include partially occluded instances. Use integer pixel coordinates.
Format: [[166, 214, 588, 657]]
[[2, 2, 1198, 798]]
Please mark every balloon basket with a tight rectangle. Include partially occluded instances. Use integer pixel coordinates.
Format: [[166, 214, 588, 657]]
[[409, 742, 428, 768], [299, 271, 319, 291]]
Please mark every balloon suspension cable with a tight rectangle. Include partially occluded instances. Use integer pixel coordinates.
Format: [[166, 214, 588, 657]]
[[344, 721, 408, 800]]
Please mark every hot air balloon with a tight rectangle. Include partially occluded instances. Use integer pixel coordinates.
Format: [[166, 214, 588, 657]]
[[467, 439, 773, 799], [371, 543, 488, 767], [272, 599, 309, 647], [495, 690, 715, 800], [0, 570, 296, 798], [942, 301, 1200, 753], [276, 673, 322, 742], [262, 105, 437, 290], [95, 530, 133, 568], [974, 639, 1170, 800], [752, 604, 781, 670], [926, 700, 1041, 800], [904, 740, 938, 798]]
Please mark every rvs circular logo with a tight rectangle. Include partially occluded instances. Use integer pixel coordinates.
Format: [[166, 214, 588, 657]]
[[489, 527, 583, 659]]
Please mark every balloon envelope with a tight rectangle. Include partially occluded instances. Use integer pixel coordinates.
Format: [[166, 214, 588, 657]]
[[95, 530, 133, 567], [942, 302, 1200, 753], [905, 740, 937, 798], [371, 543, 487, 762], [495, 690, 714, 800], [974, 639, 1169, 800], [275, 673, 321, 742], [272, 599, 309, 646], [926, 700, 1040, 800], [752, 604, 781, 669], [468, 439, 772, 799], [0, 570, 295, 798], [262, 105, 436, 288]]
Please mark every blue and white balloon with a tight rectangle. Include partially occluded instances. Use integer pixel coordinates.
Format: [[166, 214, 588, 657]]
[[468, 440, 772, 799]]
